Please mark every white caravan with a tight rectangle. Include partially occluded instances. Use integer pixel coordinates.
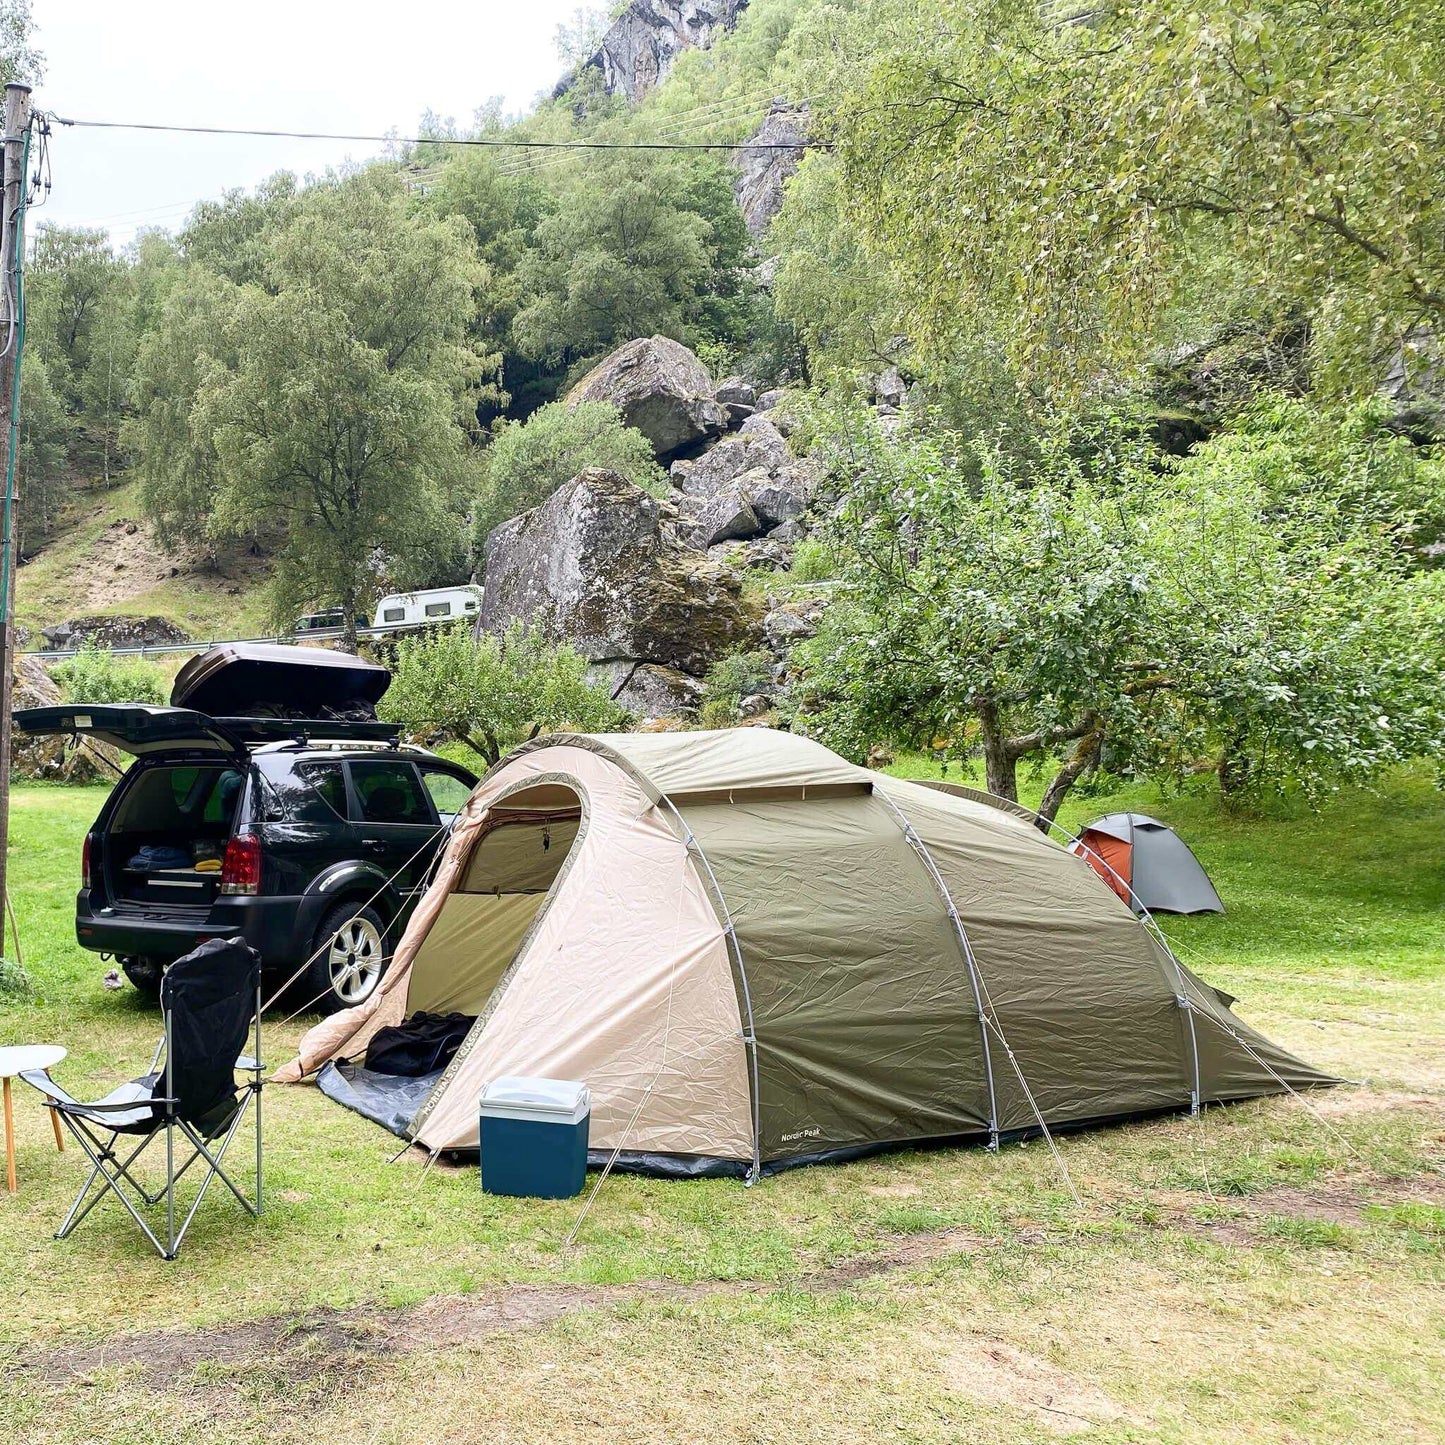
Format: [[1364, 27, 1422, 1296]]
[[371, 585, 482, 631]]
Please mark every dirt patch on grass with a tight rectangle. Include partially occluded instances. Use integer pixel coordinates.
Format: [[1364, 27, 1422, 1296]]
[[1308, 1089, 1442, 1120], [1160, 1171, 1445, 1243], [933, 1333, 1129, 1436], [18, 493, 273, 632], [23, 1228, 993, 1390]]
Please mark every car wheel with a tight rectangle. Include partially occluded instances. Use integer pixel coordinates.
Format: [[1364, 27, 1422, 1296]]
[[118, 955, 163, 1002], [306, 902, 388, 1014]]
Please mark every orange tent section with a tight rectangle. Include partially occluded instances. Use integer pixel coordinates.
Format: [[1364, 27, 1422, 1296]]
[[1076, 829, 1134, 906]]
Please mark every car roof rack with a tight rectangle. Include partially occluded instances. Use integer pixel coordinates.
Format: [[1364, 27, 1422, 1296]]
[[214, 716, 402, 749]]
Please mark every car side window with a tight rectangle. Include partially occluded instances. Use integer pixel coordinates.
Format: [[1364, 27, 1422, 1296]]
[[420, 767, 472, 819], [349, 760, 434, 825], [292, 761, 348, 823]]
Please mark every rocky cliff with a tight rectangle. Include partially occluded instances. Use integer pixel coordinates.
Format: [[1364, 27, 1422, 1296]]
[[558, 0, 749, 104], [734, 100, 810, 236]]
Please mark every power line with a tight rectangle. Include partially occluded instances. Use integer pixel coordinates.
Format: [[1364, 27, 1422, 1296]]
[[53, 115, 829, 152]]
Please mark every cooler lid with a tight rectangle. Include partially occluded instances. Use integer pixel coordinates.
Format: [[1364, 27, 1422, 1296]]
[[480, 1076, 591, 1117], [171, 642, 391, 717]]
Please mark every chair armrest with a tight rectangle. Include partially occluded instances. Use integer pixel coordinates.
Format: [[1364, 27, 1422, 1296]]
[[50, 1095, 177, 1114], [236, 1055, 266, 1073], [20, 1071, 177, 1114], [19, 1068, 75, 1104]]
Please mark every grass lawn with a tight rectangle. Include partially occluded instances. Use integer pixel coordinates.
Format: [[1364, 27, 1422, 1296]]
[[1, 768, 1441, 1444]]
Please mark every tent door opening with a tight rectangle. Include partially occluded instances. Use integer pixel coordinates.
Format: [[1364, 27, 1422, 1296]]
[[317, 786, 587, 1140], [404, 788, 584, 1019]]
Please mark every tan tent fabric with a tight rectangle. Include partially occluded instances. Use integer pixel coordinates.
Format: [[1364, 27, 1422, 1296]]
[[409, 745, 752, 1159], [512, 729, 865, 799], [406, 893, 548, 1017], [282, 729, 1333, 1175]]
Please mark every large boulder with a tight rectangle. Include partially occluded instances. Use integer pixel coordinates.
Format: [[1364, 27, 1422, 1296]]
[[747, 470, 810, 530], [10, 655, 120, 783], [557, 0, 747, 104], [670, 419, 790, 498], [733, 100, 810, 236], [689, 481, 762, 549], [587, 660, 704, 721], [482, 468, 759, 676], [40, 615, 191, 652], [567, 336, 728, 461]]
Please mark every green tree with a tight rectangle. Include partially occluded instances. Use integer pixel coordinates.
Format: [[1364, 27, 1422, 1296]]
[[824, 0, 1445, 394], [0, 0, 41, 85], [473, 399, 665, 553], [129, 169, 495, 649], [510, 157, 735, 369], [794, 405, 1445, 818], [770, 157, 904, 377], [379, 622, 628, 765], [179, 173, 300, 288], [26, 227, 124, 409], [127, 266, 240, 547], [16, 353, 73, 553]]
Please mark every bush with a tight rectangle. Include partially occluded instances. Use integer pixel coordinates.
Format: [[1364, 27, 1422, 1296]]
[[789, 538, 834, 583], [697, 649, 775, 728], [473, 401, 667, 557], [379, 622, 630, 764], [51, 642, 169, 706]]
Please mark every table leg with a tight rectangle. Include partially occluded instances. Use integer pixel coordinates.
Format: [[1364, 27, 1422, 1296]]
[[3, 1077, 14, 1193], [45, 1071, 63, 1152]]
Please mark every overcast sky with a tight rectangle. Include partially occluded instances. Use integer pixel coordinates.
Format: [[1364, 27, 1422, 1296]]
[[30, 0, 583, 246]]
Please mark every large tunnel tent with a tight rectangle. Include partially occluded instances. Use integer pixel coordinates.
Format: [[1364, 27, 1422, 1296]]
[[279, 732, 1329, 1178], [1074, 813, 1226, 916]]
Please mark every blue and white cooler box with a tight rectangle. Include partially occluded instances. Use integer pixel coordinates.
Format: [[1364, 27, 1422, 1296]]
[[478, 1076, 591, 1199]]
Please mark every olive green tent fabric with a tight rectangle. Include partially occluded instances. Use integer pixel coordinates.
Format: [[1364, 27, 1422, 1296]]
[[286, 729, 1334, 1174], [461, 816, 581, 894], [681, 790, 993, 1166], [874, 780, 1195, 1132]]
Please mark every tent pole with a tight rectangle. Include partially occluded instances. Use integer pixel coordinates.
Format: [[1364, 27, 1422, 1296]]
[[874, 793, 1000, 1150], [655, 794, 763, 1185]]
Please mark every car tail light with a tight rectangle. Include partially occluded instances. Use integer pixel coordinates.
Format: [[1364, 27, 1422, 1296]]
[[81, 833, 93, 890], [220, 834, 262, 896]]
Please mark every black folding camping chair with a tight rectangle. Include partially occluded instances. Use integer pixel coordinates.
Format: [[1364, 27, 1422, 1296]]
[[23, 937, 264, 1260]]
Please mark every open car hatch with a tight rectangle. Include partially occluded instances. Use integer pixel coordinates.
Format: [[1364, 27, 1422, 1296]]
[[14, 704, 252, 759], [15, 703, 401, 756]]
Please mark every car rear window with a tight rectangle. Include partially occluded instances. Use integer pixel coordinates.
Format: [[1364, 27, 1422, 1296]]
[[349, 760, 433, 824], [111, 765, 245, 835]]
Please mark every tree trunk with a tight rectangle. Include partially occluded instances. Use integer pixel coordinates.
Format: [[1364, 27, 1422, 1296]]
[[341, 594, 359, 654], [1036, 724, 1102, 830], [463, 728, 500, 766], [1217, 739, 1252, 803], [975, 697, 1019, 801]]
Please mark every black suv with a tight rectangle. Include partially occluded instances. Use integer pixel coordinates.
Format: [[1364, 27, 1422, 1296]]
[[18, 643, 476, 1012]]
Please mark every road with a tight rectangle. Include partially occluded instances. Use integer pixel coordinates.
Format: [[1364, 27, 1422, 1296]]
[[20, 622, 424, 661]]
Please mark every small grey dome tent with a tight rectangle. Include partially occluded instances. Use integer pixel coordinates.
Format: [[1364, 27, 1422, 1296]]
[[279, 732, 1326, 1177], [1075, 813, 1225, 916]]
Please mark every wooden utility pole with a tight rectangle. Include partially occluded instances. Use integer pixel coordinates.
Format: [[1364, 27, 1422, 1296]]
[[0, 82, 33, 966]]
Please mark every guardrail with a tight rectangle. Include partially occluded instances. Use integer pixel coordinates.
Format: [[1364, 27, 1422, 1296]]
[[19, 622, 425, 661]]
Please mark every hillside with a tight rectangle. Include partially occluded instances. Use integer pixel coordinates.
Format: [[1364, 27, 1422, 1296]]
[[15, 476, 275, 648]]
